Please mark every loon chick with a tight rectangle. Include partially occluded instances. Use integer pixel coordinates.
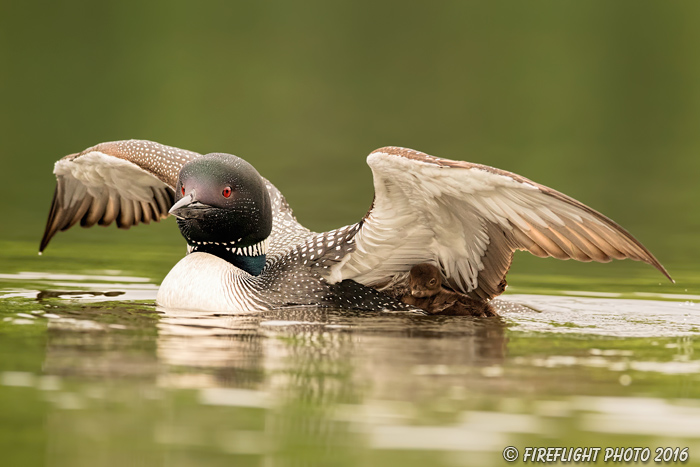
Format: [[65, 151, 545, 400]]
[[40, 140, 673, 313], [403, 263, 497, 317]]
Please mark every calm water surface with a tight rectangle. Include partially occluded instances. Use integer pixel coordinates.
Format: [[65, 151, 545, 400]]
[[1, 239, 699, 467]]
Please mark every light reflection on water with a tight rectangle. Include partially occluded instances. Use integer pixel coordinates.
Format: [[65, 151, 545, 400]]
[[1, 272, 700, 466], [504, 294, 700, 337]]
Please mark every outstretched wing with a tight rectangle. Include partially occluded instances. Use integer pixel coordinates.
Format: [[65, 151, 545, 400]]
[[40, 140, 312, 257], [326, 146, 672, 301], [40, 140, 200, 252]]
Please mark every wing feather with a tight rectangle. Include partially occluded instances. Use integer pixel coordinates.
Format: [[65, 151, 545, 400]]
[[100, 195, 119, 226], [69, 196, 93, 230], [139, 200, 153, 224], [83, 192, 108, 226], [152, 186, 172, 215]]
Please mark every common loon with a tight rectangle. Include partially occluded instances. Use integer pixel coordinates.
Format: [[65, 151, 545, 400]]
[[380, 263, 498, 317], [40, 140, 672, 313]]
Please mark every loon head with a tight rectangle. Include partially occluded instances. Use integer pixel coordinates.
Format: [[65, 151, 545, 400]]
[[169, 153, 272, 275], [409, 263, 442, 298]]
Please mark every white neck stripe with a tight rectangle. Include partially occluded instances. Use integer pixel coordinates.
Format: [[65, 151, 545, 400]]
[[224, 238, 269, 256]]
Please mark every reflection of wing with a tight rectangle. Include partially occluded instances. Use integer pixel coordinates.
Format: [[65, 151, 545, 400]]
[[40, 140, 312, 258], [326, 146, 672, 301]]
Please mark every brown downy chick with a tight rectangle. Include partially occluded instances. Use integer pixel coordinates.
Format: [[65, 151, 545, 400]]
[[408, 263, 443, 298], [403, 263, 498, 317]]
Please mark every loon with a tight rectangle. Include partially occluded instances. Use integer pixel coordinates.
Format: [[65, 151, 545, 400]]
[[40, 140, 672, 313], [383, 263, 498, 317]]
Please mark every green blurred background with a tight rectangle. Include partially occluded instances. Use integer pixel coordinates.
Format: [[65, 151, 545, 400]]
[[1, 0, 698, 290]]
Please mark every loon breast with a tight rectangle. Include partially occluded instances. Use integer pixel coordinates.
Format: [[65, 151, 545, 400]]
[[157, 252, 268, 312]]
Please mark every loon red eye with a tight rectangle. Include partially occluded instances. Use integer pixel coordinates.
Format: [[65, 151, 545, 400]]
[[222, 186, 232, 198], [181, 185, 185, 196]]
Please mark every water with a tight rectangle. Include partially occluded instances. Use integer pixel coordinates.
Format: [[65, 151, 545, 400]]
[[1, 264, 699, 466], [3, 1, 700, 465]]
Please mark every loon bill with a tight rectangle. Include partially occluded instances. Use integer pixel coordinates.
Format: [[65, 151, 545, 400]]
[[40, 140, 673, 312]]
